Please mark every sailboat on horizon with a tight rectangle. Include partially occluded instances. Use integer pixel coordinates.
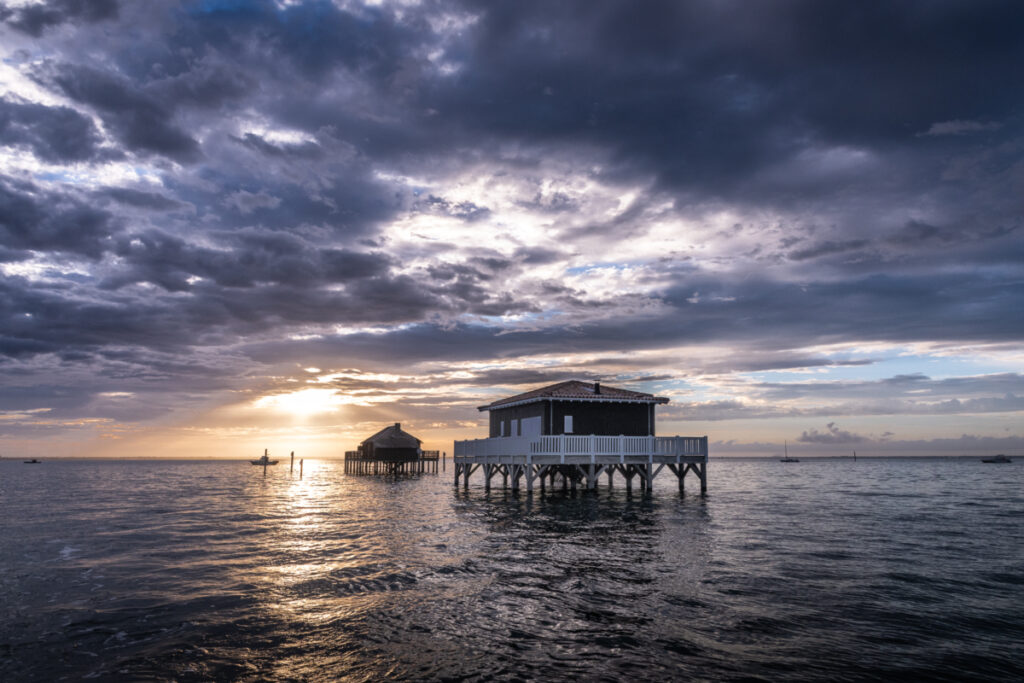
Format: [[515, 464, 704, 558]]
[[780, 441, 799, 463]]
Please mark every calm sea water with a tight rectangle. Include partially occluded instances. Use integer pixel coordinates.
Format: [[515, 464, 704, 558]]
[[1, 457, 1021, 682]]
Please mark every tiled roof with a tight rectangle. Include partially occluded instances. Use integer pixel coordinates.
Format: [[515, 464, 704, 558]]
[[361, 422, 421, 448], [478, 380, 669, 411]]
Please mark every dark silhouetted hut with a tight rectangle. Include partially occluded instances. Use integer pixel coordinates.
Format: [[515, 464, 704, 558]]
[[344, 423, 440, 474], [360, 422, 421, 462]]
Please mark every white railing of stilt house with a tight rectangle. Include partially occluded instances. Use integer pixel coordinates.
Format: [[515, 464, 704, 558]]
[[453, 434, 708, 460]]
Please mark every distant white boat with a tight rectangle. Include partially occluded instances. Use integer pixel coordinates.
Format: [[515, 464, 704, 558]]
[[250, 449, 279, 466], [981, 454, 1011, 464]]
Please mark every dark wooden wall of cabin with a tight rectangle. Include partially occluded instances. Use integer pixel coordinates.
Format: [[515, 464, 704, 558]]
[[490, 401, 655, 437], [488, 402, 545, 437], [369, 446, 419, 462]]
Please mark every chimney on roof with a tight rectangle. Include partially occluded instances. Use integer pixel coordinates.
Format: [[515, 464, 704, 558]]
[[594, 381, 601, 394], [394, 422, 401, 429]]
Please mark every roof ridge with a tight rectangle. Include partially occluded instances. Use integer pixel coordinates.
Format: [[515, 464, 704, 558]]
[[477, 379, 669, 411]]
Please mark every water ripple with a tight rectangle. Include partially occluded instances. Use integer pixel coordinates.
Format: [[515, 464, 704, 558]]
[[1, 457, 1022, 681]]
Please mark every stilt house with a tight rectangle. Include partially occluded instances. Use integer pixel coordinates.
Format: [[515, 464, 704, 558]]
[[454, 379, 708, 493]]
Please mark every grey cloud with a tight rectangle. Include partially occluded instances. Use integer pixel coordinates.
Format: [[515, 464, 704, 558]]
[[712, 433, 1024, 456], [787, 239, 870, 262], [102, 229, 391, 291], [146, 60, 252, 110], [514, 246, 568, 265], [0, 178, 114, 260], [420, 195, 491, 221], [224, 189, 282, 215], [754, 373, 1024, 402], [3, 0, 118, 37], [0, 97, 111, 163], [798, 422, 866, 444], [885, 220, 955, 247], [47, 64, 200, 162], [517, 190, 580, 214], [923, 119, 1002, 136], [232, 133, 323, 159], [417, 2, 1024, 203], [97, 187, 189, 211]]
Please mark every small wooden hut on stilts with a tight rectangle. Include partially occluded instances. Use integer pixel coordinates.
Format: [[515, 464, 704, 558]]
[[344, 423, 440, 475]]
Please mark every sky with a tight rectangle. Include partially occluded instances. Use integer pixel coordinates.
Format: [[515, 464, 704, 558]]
[[1, 0, 1022, 459]]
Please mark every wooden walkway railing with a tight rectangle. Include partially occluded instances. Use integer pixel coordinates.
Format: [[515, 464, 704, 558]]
[[451, 434, 709, 494], [454, 434, 708, 460]]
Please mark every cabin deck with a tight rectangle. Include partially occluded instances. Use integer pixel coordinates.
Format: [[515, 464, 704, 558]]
[[453, 434, 708, 492], [344, 449, 440, 474]]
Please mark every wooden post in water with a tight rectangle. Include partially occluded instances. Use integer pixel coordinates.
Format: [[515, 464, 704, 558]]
[[300, 458, 304, 479], [290, 451, 295, 474]]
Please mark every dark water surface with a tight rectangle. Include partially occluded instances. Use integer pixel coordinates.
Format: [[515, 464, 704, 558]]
[[1, 457, 1022, 681]]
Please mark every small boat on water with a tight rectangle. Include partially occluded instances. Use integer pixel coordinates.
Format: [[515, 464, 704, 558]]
[[779, 441, 799, 463], [24, 459, 41, 464], [250, 449, 279, 466], [981, 454, 1012, 464]]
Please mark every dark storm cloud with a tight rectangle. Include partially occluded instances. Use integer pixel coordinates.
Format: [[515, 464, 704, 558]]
[[514, 246, 568, 265], [101, 229, 391, 291], [423, 1, 1024, 198], [96, 187, 189, 211], [2, 0, 118, 37], [145, 60, 253, 111], [0, 177, 114, 260], [181, 0, 417, 80], [787, 239, 870, 262], [46, 64, 201, 162], [0, 270, 449, 366], [753, 373, 1024, 404], [0, 97, 111, 163], [656, 272, 1024, 348], [242, 264, 1024, 368], [318, 367, 582, 394]]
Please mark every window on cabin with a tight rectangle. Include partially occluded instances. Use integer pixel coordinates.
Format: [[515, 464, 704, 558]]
[[513, 419, 520, 436], [564, 415, 573, 433], [500, 420, 506, 437]]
